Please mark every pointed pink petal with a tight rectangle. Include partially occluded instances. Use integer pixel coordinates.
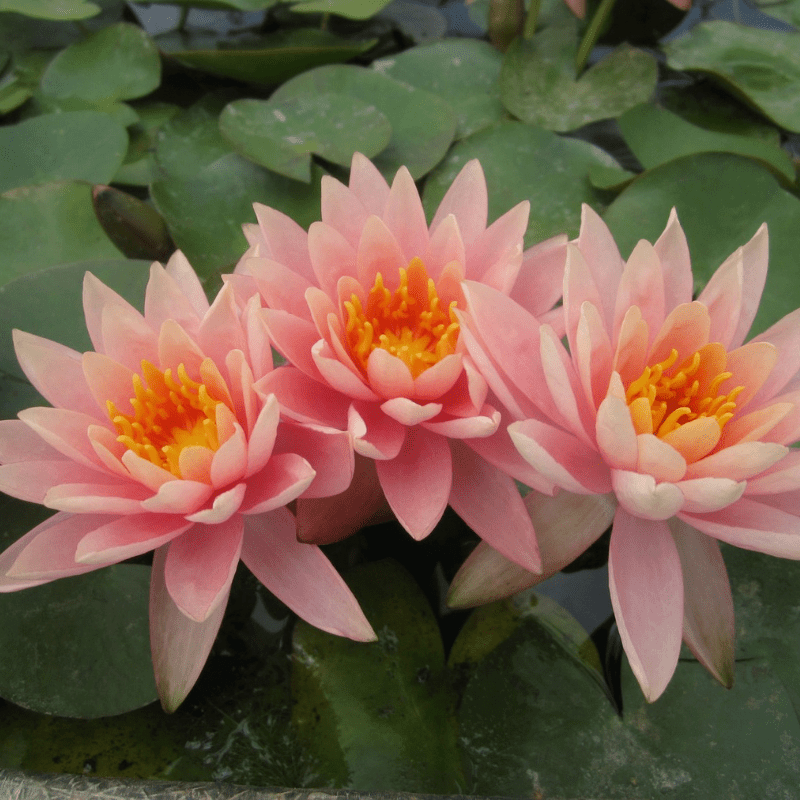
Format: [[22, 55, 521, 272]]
[[145, 263, 202, 336], [241, 453, 316, 514], [648, 301, 710, 368], [745, 449, 800, 494], [686, 441, 787, 481], [612, 305, 649, 388], [245, 394, 279, 477], [366, 347, 415, 399], [675, 476, 745, 513], [661, 416, 721, 463], [121, 450, 176, 490], [430, 159, 488, 247], [256, 367, 350, 429], [356, 215, 407, 291], [0, 419, 62, 462], [670, 519, 734, 687], [637, 433, 687, 482], [17, 407, 105, 470], [611, 469, 684, 520], [224, 349, 257, 436], [383, 166, 429, 261], [247, 255, 314, 321], [720, 341, 777, 411], [511, 234, 568, 320], [187, 482, 247, 523], [44, 481, 151, 514], [14, 330, 98, 415], [253, 202, 314, 283], [88, 424, 131, 478], [576, 301, 613, 411], [609, 507, 683, 702], [349, 152, 390, 215], [349, 402, 406, 460], [563, 244, 606, 356], [653, 209, 693, 310], [449, 439, 541, 573], [680, 497, 800, 558], [376, 428, 451, 540], [242, 295, 273, 381], [469, 201, 528, 289], [749, 308, 800, 405], [141, 479, 213, 514], [165, 251, 209, 317], [697, 247, 743, 349], [381, 397, 442, 426], [157, 320, 205, 377], [308, 221, 357, 298], [320, 174, 371, 248], [412, 353, 463, 402], [82, 351, 135, 415], [613, 240, 665, 348], [82, 271, 146, 355], [595, 395, 638, 470], [509, 418, 612, 494], [165, 516, 243, 622], [242, 506, 375, 640], [731, 223, 769, 348], [563, 0, 585, 16], [422, 408, 500, 438], [424, 214, 466, 279], [150, 545, 226, 711], [720, 401, 792, 447], [76, 513, 192, 564], [0, 461, 120, 504], [99, 302, 159, 373], [313, 340, 379, 401], [198, 284, 246, 369], [210, 421, 247, 489]]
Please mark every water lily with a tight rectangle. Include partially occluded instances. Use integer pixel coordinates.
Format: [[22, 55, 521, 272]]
[[450, 206, 800, 701], [232, 154, 567, 573], [564, 0, 689, 19], [0, 253, 375, 711]]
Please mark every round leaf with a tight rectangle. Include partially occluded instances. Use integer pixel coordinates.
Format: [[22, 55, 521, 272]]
[[422, 120, 618, 247], [603, 153, 800, 337], [271, 64, 457, 180], [0, 111, 128, 194], [0, 0, 99, 19], [0, 565, 157, 718], [664, 21, 800, 133], [289, 0, 392, 18], [373, 39, 504, 140], [501, 27, 658, 132], [40, 22, 161, 104], [219, 94, 391, 182]]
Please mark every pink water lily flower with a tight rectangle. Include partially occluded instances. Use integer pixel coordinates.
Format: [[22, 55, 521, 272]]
[[564, 0, 689, 20], [0, 253, 374, 711], [450, 206, 800, 701], [231, 154, 567, 573]]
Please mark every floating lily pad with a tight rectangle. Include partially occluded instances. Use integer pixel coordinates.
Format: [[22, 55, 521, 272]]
[[501, 24, 658, 132], [603, 153, 800, 337], [0, 565, 157, 718], [40, 22, 161, 104], [271, 64, 457, 179], [157, 28, 376, 87], [0, 0, 99, 18], [378, 0, 447, 43], [288, 0, 392, 18], [373, 38, 504, 139], [0, 50, 50, 114], [0, 111, 128, 194], [0, 183, 122, 286], [21, 93, 140, 127], [220, 93, 391, 182], [422, 120, 617, 247], [664, 21, 800, 133], [291, 560, 464, 792], [113, 102, 179, 186]]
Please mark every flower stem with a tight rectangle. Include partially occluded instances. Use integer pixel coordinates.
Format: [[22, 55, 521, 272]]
[[575, 0, 618, 74]]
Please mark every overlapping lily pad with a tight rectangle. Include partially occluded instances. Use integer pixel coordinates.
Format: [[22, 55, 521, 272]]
[[113, 102, 179, 186], [0, 0, 99, 18], [373, 38, 504, 139], [0, 111, 128, 194], [422, 120, 618, 246], [664, 21, 800, 133], [219, 94, 391, 182], [271, 64, 457, 179], [289, 0, 392, 16], [501, 23, 658, 132], [603, 153, 800, 337]]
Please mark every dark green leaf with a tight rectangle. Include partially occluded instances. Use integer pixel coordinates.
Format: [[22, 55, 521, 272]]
[[219, 94, 391, 182], [603, 153, 800, 337], [0, 111, 128, 194], [423, 120, 618, 247], [501, 25, 658, 132], [271, 64, 457, 179], [373, 39, 505, 139], [664, 21, 800, 133], [0, 565, 157, 717], [291, 560, 464, 792], [113, 102, 180, 186], [0, 0, 99, 18], [0, 51, 50, 114], [288, 0, 392, 18]]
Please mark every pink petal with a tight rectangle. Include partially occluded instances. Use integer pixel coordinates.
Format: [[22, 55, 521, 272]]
[[308, 221, 358, 298], [381, 397, 442, 426], [187, 482, 247, 523], [731, 223, 769, 348], [241, 453, 316, 514], [595, 395, 638, 470], [17, 407, 105, 470], [469, 201, 528, 290], [366, 347, 415, 399], [647, 301, 710, 368], [144, 263, 202, 336], [247, 255, 314, 321], [720, 401, 792, 447], [165, 250, 209, 317], [430, 159, 488, 247], [242, 295, 273, 381], [198, 284, 246, 368], [576, 301, 613, 412], [745, 449, 800, 494], [686, 441, 787, 481], [76, 513, 192, 564], [509, 418, 612, 494], [242, 506, 376, 640], [0, 418, 63, 462], [661, 416, 721, 463], [563, 0, 586, 16], [82, 351, 135, 415], [157, 320, 205, 377], [749, 308, 800, 405], [88, 424, 130, 479], [122, 450, 177, 490], [320, 174, 371, 248], [150, 544, 227, 712], [612, 305, 649, 388], [608, 507, 683, 702], [82, 271, 145, 355], [256, 367, 350, 429], [412, 353, 463, 402], [423, 214, 466, 280], [141, 479, 213, 514], [563, 244, 606, 356], [611, 469, 684, 520], [44, 481, 151, 514], [100, 302, 159, 373], [4, 512, 113, 581], [670, 519, 735, 687], [448, 439, 541, 574], [210, 421, 248, 489], [719, 341, 776, 412], [349, 152, 390, 216], [245, 394, 279, 477], [165, 516, 243, 622], [654, 208, 693, 311], [680, 497, 800, 558], [14, 330, 98, 416], [253, 202, 314, 283], [510, 234, 568, 320], [696, 247, 744, 349], [612, 240, 665, 348], [356, 215, 408, 291], [273, 421, 353, 499], [224, 349, 257, 436], [675, 476, 745, 513], [383, 166, 429, 261], [349, 402, 407, 460], [376, 428, 451, 540], [0, 461, 121, 504], [313, 339, 379, 401], [422, 408, 500, 439], [637, 433, 687, 483]]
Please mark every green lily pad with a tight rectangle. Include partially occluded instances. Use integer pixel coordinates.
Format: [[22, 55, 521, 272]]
[[0, 111, 128, 194], [664, 21, 800, 133], [589, 163, 636, 191], [0, 183, 123, 286], [22, 92, 140, 127], [422, 120, 618, 247], [157, 28, 376, 87], [373, 38, 505, 140], [0, 565, 157, 718], [113, 102, 180, 186], [291, 560, 465, 792], [271, 64, 457, 180], [618, 103, 795, 184], [143, 0, 276, 7], [603, 153, 800, 338], [40, 22, 161, 105], [219, 94, 391, 182], [501, 24, 658, 132], [0, 0, 99, 18], [288, 0, 392, 17], [0, 50, 50, 115]]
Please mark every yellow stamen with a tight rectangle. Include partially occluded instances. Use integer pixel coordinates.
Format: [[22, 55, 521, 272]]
[[345, 258, 460, 379], [108, 359, 228, 479]]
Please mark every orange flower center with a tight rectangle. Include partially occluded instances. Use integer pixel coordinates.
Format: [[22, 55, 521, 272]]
[[625, 343, 744, 440], [344, 257, 459, 379], [108, 361, 223, 478]]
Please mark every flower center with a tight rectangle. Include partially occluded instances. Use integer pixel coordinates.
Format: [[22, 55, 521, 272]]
[[108, 360, 223, 478], [625, 343, 745, 439], [344, 257, 459, 379]]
